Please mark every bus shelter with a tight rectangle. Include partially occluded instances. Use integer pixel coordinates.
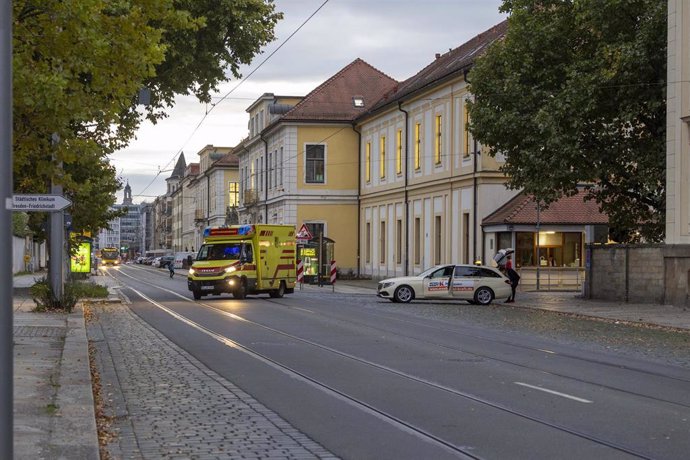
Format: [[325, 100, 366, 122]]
[[297, 236, 335, 284]]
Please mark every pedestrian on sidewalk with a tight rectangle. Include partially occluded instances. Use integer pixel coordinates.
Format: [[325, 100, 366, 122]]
[[504, 255, 520, 303], [168, 262, 175, 278]]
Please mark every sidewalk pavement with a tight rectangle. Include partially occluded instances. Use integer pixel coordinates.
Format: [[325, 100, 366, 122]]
[[11, 269, 690, 458]]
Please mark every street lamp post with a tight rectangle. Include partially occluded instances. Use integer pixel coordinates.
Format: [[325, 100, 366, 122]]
[[1, 0, 12, 456]]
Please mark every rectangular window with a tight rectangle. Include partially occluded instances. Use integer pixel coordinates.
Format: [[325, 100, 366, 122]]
[[268, 152, 273, 189], [365, 222, 371, 264], [380, 221, 386, 263], [305, 144, 325, 183], [258, 156, 263, 192], [380, 136, 386, 179], [414, 123, 421, 170], [365, 142, 371, 183], [396, 129, 402, 175], [434, 215, 442, 265], [435, 115, 442, 164], [279, 147, 283, 186], [228, 182, 239, 207], [306, 222, 325, 239], [463, 102, 471, 157], [414, 217, 421, 265], [497, 232, 512, 251], [396, 219, 402, 264]]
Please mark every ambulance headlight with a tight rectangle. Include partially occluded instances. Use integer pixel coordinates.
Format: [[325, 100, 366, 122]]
[[188, 268, 195, 275], [225, 266, 237, 274]]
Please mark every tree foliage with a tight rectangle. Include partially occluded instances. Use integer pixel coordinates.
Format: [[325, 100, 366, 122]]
[[13, 0, 281, 236], [468, 0, 666, 242]]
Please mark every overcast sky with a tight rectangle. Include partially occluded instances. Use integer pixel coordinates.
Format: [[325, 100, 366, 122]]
[[111, 0, 506, 204]]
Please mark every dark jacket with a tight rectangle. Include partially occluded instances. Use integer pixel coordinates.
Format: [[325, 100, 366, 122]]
[[507, 268, 520, 285]]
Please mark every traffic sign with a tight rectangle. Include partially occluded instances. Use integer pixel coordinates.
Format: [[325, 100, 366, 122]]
[[296, 224, 313, 240], [10, 194, 72, 212]]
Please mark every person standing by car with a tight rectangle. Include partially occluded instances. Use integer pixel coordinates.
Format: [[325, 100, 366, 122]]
[[168, 261, 175, 278], [504, 255, 520, 303]]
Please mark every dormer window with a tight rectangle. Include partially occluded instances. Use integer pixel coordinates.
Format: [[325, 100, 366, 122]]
[[353, 96, 365, 108]]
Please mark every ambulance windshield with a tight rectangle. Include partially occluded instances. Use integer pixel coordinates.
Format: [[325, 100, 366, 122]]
[[197, 243, 243, 261]]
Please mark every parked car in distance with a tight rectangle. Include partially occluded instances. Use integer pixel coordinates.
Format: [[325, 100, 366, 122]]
[[151, 257, 162, 268], [377, 264, 512, 305]]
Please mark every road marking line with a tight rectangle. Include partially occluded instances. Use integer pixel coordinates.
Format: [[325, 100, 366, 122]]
[[514, 382, 593, 404]]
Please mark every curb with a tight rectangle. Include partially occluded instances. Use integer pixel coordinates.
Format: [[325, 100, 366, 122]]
[[48, 305, 100, 459]]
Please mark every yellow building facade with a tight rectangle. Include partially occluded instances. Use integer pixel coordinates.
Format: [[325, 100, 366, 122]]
[[236, 60, 398, 276], [356, 22, 515, 278]]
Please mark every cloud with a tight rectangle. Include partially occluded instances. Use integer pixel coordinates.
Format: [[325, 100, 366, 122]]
[[112, 0, 506, 203]]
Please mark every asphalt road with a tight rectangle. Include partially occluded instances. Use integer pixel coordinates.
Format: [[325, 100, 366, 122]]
[[105, 264, 690, 459]]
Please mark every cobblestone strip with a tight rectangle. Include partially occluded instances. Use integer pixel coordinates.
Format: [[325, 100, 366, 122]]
[[88, 303, 337, 459]]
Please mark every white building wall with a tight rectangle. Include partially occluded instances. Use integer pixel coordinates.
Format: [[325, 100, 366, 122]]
[[666, 0, 690, 243]]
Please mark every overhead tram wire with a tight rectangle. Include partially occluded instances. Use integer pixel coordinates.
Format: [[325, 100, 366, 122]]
[[132, 0, 331, 201]]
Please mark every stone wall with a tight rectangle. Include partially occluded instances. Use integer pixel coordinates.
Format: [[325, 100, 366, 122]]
[[585, 244, 690, 307], [585, 244, 666, 304]]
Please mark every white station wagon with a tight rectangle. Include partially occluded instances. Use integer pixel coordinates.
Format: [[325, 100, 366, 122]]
[[377, 264, 512, 305]]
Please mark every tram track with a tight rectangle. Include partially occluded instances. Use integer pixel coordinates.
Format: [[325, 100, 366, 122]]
[[261, 293, 690, 409], [107, 267, 670, 459]]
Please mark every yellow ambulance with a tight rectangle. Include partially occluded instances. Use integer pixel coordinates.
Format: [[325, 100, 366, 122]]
[[187, 224, 297, 300]]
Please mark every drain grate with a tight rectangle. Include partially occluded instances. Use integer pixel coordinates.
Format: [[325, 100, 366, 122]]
[[13, 326, 65, 338]]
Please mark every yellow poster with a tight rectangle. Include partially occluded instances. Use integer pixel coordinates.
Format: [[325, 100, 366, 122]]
[[71, 241, 92, 273]]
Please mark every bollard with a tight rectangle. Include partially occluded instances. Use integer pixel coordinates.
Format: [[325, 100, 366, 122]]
[[330, 260, 336, 292], [297, 259, 303, 290]]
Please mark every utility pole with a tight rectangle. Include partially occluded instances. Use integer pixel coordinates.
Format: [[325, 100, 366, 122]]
[[49, 133, 65, 301], [1, 0, 13, 456]]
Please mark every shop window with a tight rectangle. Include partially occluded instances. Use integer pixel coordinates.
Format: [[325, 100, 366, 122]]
[[497, 232, 512, 251], [516, 231, 584, 267], [515, 232, 535, 267]]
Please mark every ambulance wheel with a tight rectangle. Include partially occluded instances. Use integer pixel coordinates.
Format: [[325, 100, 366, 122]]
[[233, 280, 247, 299], [192, 290, 202, 300], [269, 281, 285, 298]]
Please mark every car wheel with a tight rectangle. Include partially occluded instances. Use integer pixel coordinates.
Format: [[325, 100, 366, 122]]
[[192, 290, 202, 300], [393, 285, 414, 303], [474, 287, 494, 305], [269, 281, 285, 298], [233, 280, 247, 299]]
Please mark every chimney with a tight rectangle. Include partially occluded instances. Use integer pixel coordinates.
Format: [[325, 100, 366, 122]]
[[435, 53, 441, 59]]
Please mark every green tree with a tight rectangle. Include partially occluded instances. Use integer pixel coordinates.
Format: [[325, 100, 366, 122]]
[[468, 0, 666, 242], [13, 0, 281, 235]]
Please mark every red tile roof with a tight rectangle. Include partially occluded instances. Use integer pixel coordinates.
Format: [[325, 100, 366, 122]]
[[483, 189, 609, 226], [369, 20, 508, 113], [281, 58, 398, 122]]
